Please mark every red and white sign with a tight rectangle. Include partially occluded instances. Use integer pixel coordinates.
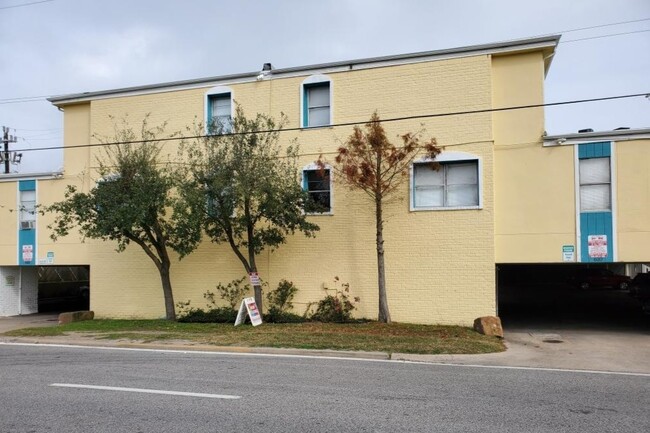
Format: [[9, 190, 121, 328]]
[[588, 235, 608, 258], [248, 272, 261, 286], [22, 244, 33, 263], [234, 297, 263, 327]]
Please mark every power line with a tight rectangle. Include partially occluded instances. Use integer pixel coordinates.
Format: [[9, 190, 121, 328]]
[[0, 0, 53, 10], [0, 96, 49, 104], [15, 92, 650, 154], [538, 17, 650, 37], [562, 29, 650, 44]]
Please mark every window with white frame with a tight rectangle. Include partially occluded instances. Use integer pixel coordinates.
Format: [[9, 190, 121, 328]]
[[412, 156, 480, 210], [579, 157, 611, 211], [205, 86, 233, 134], [302, 75, 331, 128], [19, 189, 36, 228], [303, 166, 332, 213]]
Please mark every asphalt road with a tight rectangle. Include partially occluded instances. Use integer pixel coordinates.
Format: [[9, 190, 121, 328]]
[[0, 344, 648, 433]]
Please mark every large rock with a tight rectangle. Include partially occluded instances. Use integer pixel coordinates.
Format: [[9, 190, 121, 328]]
[[473, 316, 503, 338], [58, 311, 94, 325]]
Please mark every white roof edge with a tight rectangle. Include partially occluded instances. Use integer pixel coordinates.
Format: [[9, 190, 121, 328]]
[[544, 128, 650, 146], [48, 35, 560, 105], [0, 171, 64, 182]]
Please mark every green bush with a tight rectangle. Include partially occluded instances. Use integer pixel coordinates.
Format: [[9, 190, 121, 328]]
[[264, 306, 306, 323], [212, 277, 251, 309], [311, 277, 359, 323], [178, 306, 238, 323], [266, 279, 298, 313]]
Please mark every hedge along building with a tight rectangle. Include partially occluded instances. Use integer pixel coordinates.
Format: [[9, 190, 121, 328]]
[[2, 35, 568, 324]]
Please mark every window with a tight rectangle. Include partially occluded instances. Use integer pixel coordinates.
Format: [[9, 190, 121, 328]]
[[302, 75, 331, 128], [303, 167, 332, 213], [579, 157, 610, 211], [208, 93, 232, 133], [19, 189, 36, 229], [412, 158, 480, 210], [205, 86, 233, 134]]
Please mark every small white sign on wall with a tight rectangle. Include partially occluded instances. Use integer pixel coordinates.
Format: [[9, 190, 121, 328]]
[[22, 245, 33, 263], [588, 235, 608, 258], [562, 245, 575, 262]]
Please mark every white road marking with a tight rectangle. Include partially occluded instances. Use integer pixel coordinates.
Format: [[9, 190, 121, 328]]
[[3, 342, 650, 378], [50, 383, 241, 399]]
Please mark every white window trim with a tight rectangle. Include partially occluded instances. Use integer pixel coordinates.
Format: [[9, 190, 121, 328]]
[[410, 151, 483, 211], [16, 183, 38, 232], [300, 75, 332, 129], [302, 162, 334, 215], [204, 85, 233, 134]]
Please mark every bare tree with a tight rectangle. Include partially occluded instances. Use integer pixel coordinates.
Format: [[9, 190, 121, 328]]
[[320, 112, 440, 323]]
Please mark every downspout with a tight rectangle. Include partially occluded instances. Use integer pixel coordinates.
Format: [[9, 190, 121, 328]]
[[18, 267, 22, 315]]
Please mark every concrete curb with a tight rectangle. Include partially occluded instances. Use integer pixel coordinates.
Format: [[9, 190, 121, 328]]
[[0, 336, 391, 360]]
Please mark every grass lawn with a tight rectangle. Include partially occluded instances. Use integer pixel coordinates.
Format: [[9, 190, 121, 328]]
[[3, 320, 505, 355]]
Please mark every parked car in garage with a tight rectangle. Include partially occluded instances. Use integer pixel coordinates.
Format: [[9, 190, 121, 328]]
[[569, 268, 631, 290], [629, 273, 650, 314]]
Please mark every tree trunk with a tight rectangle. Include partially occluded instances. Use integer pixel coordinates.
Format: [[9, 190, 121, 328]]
[[159, 263, 176, 321], [248, 247, 263, 314], [376, 195, 391, 323]]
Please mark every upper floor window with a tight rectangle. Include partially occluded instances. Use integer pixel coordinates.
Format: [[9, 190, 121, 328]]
[[19, 189, 36, 229], [579, 157, 611, 211], [205, 86, 233, 134], [302, 163, 332, 214], [301, 75, 331, 128], [411, 152, 481, 211]]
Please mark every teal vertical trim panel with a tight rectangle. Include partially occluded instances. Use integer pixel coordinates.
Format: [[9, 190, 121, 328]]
[[19, 179, 35, 191], [18, 180, 36, 266], [302, 86, 309, 127], [580, 211, 613, 263], [18, 229, 36, 266], [207, 95, 213, 121], [578, 142, 611, 159]]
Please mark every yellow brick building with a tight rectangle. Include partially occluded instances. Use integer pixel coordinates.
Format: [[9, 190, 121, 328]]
[[1, 35, 648, 324]]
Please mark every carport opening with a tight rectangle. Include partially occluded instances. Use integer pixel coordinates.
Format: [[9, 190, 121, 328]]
[[497, 264, 649, 332], [38, 266, 90, 313]]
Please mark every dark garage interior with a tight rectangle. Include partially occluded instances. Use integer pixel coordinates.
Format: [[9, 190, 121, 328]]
[[38, 266, 90, 313], [497, 264, 650, 332]]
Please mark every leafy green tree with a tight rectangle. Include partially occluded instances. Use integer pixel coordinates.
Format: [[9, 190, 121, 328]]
[[46, 116, 201, 320], [179, 106, 319, 312], [320, 112, 440, 323]]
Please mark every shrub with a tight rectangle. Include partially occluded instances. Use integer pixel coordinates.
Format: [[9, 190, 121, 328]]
[[311, 277, 360, 323], [264, 307, 306, 323], [266, 279, 298, 313], [213, 277, 251, 309], [178, 306, 238, 323]]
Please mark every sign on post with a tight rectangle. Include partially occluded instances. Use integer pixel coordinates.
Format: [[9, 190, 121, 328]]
[[248, 272, 261, 286], [234, 297, 263, 327]]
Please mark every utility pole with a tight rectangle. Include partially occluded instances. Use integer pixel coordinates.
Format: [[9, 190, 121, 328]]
[[2, 126, 19, 174]]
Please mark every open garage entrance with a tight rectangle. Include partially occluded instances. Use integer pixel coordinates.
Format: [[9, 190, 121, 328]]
[[38, 266, 90, 313], [497, 264, 650, 332]]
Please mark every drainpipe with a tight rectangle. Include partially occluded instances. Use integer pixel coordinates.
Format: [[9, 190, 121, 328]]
[[18, 267, 22, 316]]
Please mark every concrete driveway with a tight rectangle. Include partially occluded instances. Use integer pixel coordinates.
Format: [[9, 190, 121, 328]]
[[0, 313, 59, 333]]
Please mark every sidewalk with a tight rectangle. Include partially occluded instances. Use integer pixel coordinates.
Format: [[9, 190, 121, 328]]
[[1, 314, 649, 375]]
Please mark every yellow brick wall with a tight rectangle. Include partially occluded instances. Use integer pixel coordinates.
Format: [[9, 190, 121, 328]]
[[616, 139, 650, 262], [49, 53, 509, 325], [0, 182, 18, 264], [492, 52, 577, 263]]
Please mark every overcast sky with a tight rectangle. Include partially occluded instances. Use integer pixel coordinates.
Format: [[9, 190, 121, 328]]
[[1, 0, 649, 173]]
